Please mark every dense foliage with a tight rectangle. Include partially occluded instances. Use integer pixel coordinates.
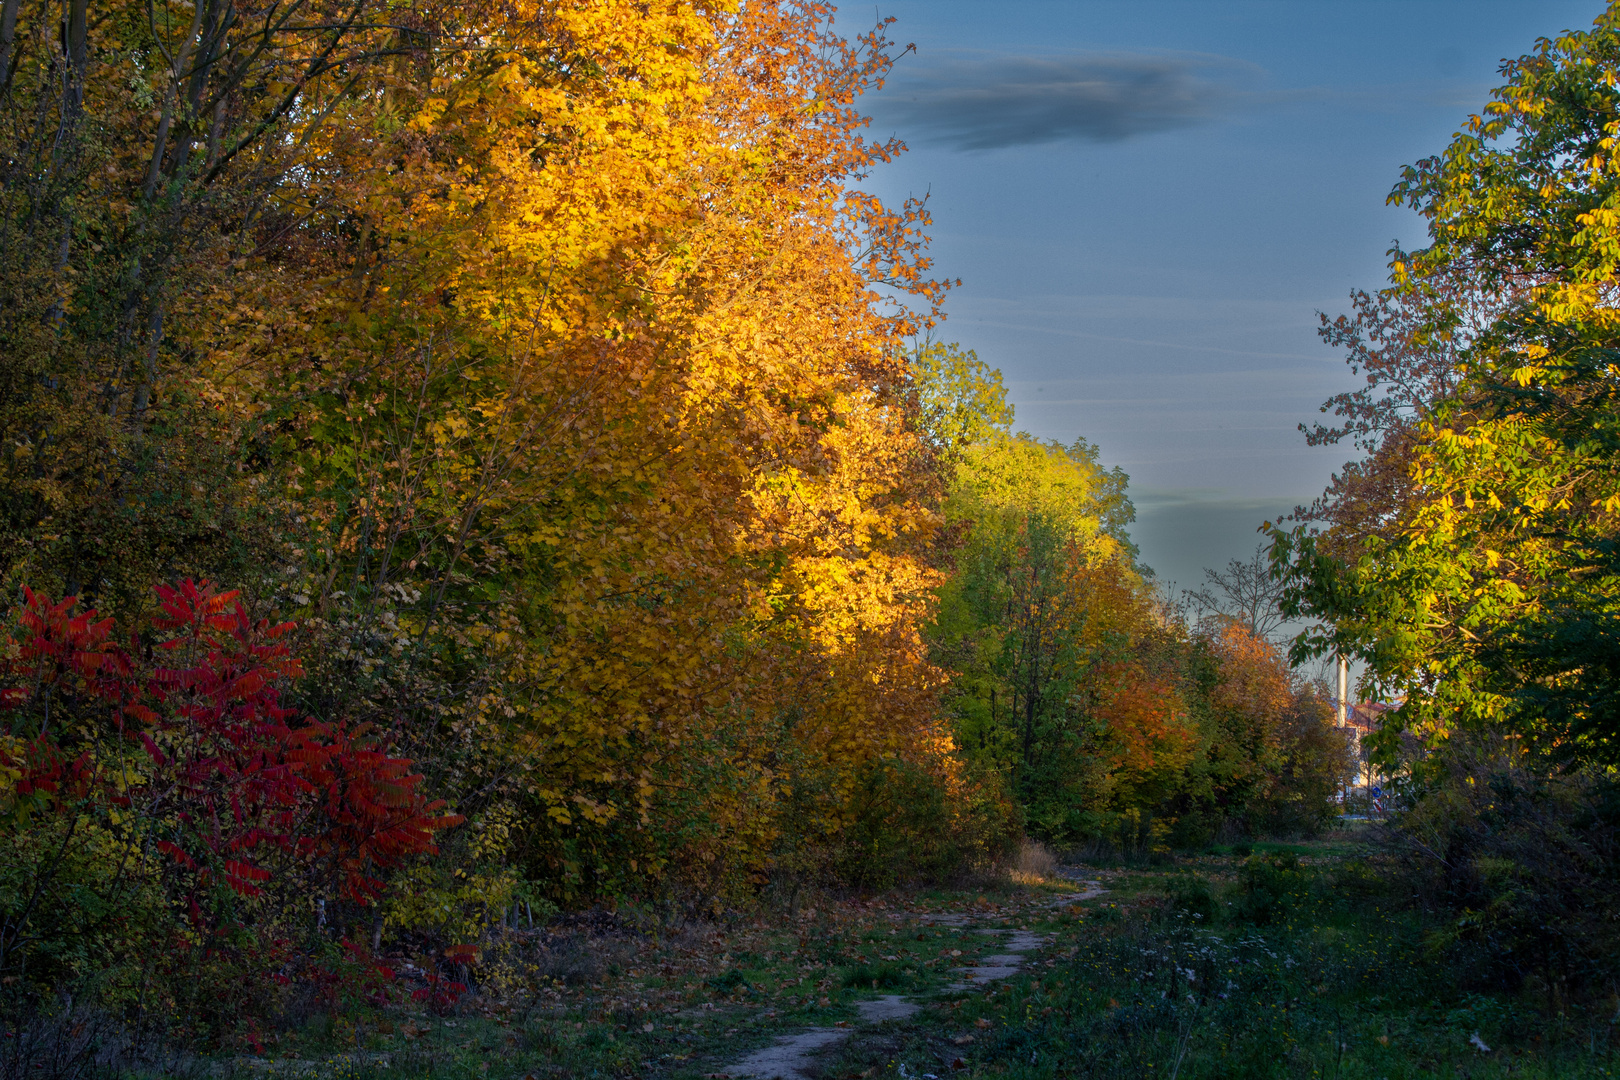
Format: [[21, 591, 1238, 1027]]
[[927, 418, 1348, 851], [1279, 2, 1620, 766]]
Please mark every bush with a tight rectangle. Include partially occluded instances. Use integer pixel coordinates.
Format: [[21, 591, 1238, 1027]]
[[832, 757, 1020, 889], [1230, 854, 1304, 926], [1243, 686, 1356, 838], [1385, 747, 1620, 1001], [1166, 810, 1217, 850], [1164, 873, 1218, 923], [0, 582, 459, 1045]]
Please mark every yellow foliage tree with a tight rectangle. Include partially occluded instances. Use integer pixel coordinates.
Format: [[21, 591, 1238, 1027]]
[[186, 0, 966, 899]]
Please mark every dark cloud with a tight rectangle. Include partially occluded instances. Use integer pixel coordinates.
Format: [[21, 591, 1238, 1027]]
[[873, 53, 1262, 150]]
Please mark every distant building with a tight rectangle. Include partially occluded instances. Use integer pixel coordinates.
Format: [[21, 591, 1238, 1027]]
[[1333, 657, 1402, 811], [1346, 700, 1397, 737], [1339, 699, 1402, 807]]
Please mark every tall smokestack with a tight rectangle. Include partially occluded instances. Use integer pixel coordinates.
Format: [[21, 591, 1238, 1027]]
[[1336, 655, 1348, 726]]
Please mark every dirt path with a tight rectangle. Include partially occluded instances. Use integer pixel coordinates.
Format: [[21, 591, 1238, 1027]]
[[720, 881, 1106, 1080]]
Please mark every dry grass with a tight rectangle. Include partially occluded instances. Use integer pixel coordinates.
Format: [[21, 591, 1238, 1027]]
[[1007, 839, 1056, 885]]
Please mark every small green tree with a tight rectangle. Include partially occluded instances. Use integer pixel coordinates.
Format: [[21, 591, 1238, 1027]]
[[930, 433, 1145, 841]]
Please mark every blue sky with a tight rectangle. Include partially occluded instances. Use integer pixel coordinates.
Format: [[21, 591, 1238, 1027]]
[[857, 0, 1606, 592]]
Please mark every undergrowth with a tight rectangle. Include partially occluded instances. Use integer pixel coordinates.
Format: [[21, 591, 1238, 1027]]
[[825, 836, 1618, 1079], [16, 835, 1616, 1079]]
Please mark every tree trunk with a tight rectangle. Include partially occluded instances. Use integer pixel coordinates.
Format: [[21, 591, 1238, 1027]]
[[63, 0, 87, 116], [0, 0, 22, 91]]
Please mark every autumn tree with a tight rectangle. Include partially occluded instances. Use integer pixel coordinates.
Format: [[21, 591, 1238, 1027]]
[[0, 0, 1048, 1039], [0, 0, 412, 615], [911, 341, 1015, 456], [930, 431, 1173, 841], [207, 0, 974, 903], [1192, 622, 1350, 837], [0, 0, 988, 946], [1264, 10, 1620, 989]]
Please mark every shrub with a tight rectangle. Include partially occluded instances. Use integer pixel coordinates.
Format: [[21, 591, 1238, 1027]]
[[1385, 747, 1620, 1001], [833, 756, 1019, 889], [0, 581, 460, 1042], [1009, 839, 1057, 884], [1322, 858, 1388, 905], [1243, 685, 1356, 838], [1164, 872, 1218, 923], [1231, 854, 1303, 926]]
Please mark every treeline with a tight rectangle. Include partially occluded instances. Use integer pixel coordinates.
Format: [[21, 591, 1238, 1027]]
[[917, 349, 1347, 854], [1274, 2, 1620, 1003], [0, 0, 1345, 1045]]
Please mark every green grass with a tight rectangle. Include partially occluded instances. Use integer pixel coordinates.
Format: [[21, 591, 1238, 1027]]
[[823, 839, 1617, 1079], [173, 837, 1617, 1079], [200, 890, 1031, 1080]]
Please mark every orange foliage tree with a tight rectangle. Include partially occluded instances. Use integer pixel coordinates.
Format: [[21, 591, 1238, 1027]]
[[0, 0, 992, 948], [156, 0, 971, 902], [1182, 621, 1352, 839]]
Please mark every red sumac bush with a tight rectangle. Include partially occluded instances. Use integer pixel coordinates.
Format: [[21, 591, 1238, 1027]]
[[0, 580, 460, 1030]]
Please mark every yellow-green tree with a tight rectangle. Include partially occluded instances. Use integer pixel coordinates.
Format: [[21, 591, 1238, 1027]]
[[930, 431, 1163, 840], [220, 0, 968, 901], [1276, 3, 1620, 766]]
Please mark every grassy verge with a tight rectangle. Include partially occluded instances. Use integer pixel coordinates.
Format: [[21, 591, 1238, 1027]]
[[203, 880, 1070, 1080], [166, 831, 1618, 1079], [827, 832, 1617, 1079]]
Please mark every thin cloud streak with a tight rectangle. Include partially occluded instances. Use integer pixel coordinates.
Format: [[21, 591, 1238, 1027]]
[[1134, 488, 1302, 512], [873, 52, 1265, 150], [869, 51, 1488, 153], [972, 318, 1323, 361]]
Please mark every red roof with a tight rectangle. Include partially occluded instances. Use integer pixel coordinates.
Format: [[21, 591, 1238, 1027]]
[[1344, 700, 1399, 735]]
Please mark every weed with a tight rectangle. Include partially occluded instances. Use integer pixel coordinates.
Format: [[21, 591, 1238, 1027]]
[[1163, 873, 1218, 923]]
